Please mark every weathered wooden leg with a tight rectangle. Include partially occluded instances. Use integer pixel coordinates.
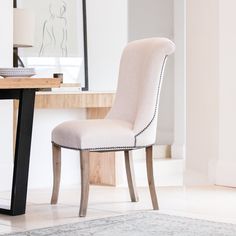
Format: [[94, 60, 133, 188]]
[[124, 150, 139, 202], [51, 143, 61, 204], [79, 150, 90, 217], [145, 146, 159, 210]]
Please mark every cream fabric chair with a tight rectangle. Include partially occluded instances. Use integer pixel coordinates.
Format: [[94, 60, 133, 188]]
[[51, 38, 175, 217]]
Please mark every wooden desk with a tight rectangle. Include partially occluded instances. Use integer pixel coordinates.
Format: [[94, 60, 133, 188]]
[[0, 78, 60, 216]]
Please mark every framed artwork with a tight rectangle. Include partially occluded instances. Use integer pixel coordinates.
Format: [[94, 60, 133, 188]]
[[14, 0, 89, 91]]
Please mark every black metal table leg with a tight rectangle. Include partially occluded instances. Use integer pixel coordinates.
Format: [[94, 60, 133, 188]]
[[0, 89, 36, 216]]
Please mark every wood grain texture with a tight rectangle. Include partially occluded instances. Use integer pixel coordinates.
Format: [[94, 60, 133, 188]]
[[34, 92, 115, 109], [87, 107, 116, 186], [146, 146, 159, 210], [79, 150, 90, 217], [124, 150, 139, 202], [51, 144, 61, 205], [86, 107, 111, 118], [0, 78, 61, 89], [88, 151, 116, 186]]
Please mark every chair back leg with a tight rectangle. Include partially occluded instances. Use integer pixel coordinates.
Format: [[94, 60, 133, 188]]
[[79, 150, 90, 217], [145, 146, 159, 210], [51, 143, 61, 204], [124, 150, 139, 202]]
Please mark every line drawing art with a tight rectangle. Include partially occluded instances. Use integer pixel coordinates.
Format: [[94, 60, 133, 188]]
[[39, 0, 68, 56]]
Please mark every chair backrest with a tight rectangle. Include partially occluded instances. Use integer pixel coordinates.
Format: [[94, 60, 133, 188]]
[[107, 38, 175, 147]]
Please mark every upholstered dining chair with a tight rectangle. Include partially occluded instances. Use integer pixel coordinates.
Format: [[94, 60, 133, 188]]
[[50, 38, 175, 217]]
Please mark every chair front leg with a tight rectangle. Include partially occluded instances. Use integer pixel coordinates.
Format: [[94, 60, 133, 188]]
[[79, 150, 90, 217], [51, 143, 61, 204], [145, 146, 159, 210], [124, 150, 139, 202]]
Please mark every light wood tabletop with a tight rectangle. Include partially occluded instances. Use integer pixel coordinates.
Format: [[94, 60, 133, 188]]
[[0, 78, 61, 89]]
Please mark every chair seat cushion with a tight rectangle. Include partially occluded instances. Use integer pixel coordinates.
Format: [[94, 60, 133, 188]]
[[52, 119, 136, 151]]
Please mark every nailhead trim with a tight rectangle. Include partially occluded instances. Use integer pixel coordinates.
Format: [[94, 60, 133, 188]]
[[52, 141, 148, 152]]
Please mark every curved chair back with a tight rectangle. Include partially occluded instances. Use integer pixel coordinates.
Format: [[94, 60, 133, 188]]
[[107, 38, 175, 146]]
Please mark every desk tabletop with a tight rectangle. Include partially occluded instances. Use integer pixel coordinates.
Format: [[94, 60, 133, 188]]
[[0, 78, 61, 89]]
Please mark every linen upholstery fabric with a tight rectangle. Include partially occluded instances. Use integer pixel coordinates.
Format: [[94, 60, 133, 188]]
[[52, 119, 135, 150], [52, 38, 175, 150]]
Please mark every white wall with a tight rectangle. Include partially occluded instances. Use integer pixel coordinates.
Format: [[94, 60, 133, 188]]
[[87, 0, 127, 91], [185, 0, 219, 185], [215, 0, 236, 186], [0, 1, 12, 67], [128, 0, 174, 40], [172, 0, 186, 159], [0, 0, 13, 192], [186, 0, 236, 186]]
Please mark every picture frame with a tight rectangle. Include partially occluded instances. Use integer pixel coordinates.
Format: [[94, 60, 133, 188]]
[[14, 0, 89, 91]]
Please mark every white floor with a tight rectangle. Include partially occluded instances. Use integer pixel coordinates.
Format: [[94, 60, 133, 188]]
[[0, 185, 236, 234]]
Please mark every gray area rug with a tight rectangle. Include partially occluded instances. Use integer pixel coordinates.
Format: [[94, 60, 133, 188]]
[[3, 211, 236, 236]]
